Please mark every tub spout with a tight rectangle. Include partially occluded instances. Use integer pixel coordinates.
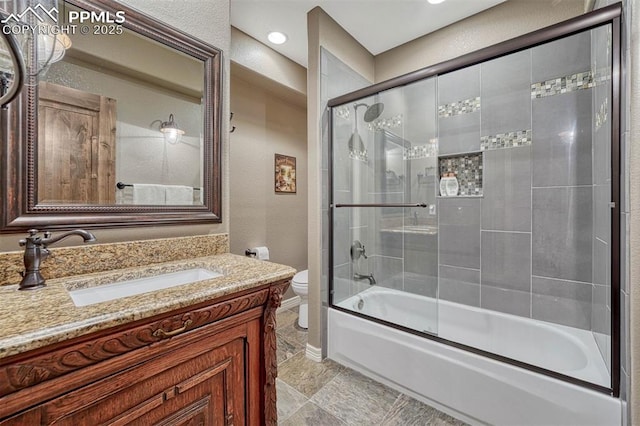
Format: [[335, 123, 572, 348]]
[[354, 273, 376, 285]]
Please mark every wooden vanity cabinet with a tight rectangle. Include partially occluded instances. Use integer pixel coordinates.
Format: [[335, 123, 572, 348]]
[[0, 280, 289, 426]]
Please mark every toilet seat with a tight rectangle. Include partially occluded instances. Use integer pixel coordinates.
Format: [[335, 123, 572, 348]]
[[292, 270, 308, 294], [291, 269, 309, 329]]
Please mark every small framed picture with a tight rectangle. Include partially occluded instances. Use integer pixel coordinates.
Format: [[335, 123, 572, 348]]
[[275, 154, 296, 193]]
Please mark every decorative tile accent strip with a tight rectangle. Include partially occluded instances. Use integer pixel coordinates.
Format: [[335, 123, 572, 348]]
[[404, 139, 438, 160], [596, 98, 608, 131], [438, 97, 480, 118], [367, 114, 403, 131], [531, 69, 610, 99], [438, 153, 483, 196], [480, 130, 532, 151], [349, 149, 368, 162], [335, 105, 351, 120]]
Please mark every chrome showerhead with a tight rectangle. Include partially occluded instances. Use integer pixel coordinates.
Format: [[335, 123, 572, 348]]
[[353, 102, 385, 122], [363, 102, 384, 122]]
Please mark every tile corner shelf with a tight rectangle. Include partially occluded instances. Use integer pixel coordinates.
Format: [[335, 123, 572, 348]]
[[438, 152, 483, 196]]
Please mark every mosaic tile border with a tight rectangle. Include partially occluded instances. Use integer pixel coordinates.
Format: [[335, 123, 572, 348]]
[[438, 153, 483, 196], [367, 114, 403, 131], [480, 130, 532, 151], [531, 69, 610, 99], [349, 150, 369, 162], [404, 140, 438, 160], [438, 97, 480, 118], [335, 105, 351, 120]]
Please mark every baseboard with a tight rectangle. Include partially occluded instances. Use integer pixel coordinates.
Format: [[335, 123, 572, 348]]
[[277, 296, 300, 313], [305, 344, 322, 363]]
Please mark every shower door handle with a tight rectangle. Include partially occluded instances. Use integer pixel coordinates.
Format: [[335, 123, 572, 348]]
[[334, 203, 428, 208]]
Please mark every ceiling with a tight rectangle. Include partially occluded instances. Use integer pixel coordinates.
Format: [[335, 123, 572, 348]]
[[230, 0, 507, 67]]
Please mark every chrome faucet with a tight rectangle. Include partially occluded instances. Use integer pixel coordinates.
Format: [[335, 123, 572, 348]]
[[354, 273, 376, 285], [18, 229, 96, 290]]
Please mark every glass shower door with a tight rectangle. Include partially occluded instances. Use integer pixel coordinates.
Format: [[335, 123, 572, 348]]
[[330, 78, 439, 336]]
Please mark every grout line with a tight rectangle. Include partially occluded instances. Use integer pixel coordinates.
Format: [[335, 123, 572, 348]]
[[531, 275, 596, 287], [436, 79, 441, 310], [531, 184, 595, 189], [308, 369, 344, 403], [529, 71, 535, 318], [439, 263, 481, 272], [477, 64, 483, 309], [530, 53, 534, 320], [277, 377, 310, 407], [480, 229, 532, 235]]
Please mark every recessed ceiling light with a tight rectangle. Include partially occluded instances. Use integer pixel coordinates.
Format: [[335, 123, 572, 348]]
[[428, 0, 446, 4], [267, 31, 288, 45]]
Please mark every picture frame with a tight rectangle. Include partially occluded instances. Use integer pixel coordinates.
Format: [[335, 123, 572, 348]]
[[274, 154, 296, 193]]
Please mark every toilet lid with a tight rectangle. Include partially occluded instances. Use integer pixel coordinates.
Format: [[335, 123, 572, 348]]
[[292, 269, 308, 285]]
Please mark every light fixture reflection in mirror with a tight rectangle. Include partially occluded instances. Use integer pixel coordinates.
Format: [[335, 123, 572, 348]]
[[22, 24, 72, 83], [37, 30, 72, 68], [160, 113, 185, 144]]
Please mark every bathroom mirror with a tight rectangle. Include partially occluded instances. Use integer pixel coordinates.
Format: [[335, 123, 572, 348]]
[[0, 0, 222, 231]]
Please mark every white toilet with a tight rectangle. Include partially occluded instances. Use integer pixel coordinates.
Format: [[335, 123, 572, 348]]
[[291, 270, 308, 329]]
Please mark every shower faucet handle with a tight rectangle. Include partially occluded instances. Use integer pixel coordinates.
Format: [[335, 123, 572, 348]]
[[350, 240, 368, 261]]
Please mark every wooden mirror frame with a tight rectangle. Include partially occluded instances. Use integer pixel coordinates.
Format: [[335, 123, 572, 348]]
[[0, 0, 222, 232]]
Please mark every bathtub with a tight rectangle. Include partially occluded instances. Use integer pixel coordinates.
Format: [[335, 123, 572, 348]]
[[328, 287, 621, 425]]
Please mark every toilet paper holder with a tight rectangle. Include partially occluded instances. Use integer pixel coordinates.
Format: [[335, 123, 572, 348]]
[[245, 246, 270, 260]]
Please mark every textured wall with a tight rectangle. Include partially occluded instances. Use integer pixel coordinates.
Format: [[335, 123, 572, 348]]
[[0, 0, 231, 251], [375, 0, 585, 82], [231, 27, 306, 97], [229, 70, 308, 300]]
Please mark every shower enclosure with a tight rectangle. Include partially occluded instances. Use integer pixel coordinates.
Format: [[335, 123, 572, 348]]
[[327, 5, 621, 419]]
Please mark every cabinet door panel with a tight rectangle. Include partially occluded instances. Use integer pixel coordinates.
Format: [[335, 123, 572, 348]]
[[154, 395, 217, 426], [43, 337, 244, 426]]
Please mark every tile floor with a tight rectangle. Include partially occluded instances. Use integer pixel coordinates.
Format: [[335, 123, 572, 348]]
[[275, 306, 468, 425]]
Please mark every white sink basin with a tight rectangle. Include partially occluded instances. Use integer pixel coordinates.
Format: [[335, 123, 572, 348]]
[[68, 268, 223, 307]]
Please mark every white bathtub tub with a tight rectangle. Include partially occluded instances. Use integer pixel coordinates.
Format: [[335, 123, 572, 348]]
[[329, 287, 621, 425]]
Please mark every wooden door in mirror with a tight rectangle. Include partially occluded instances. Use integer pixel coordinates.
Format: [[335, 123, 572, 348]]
[[38, 82, 116, 205]]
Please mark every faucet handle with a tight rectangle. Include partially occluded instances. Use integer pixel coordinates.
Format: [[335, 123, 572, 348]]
[[19, 229, 40, 247]]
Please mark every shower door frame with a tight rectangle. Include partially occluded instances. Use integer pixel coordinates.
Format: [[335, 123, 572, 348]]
[[327, 3, 622, 397]]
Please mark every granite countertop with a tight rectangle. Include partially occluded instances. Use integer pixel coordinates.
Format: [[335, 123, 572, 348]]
[[0, 253, 296, 360]]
